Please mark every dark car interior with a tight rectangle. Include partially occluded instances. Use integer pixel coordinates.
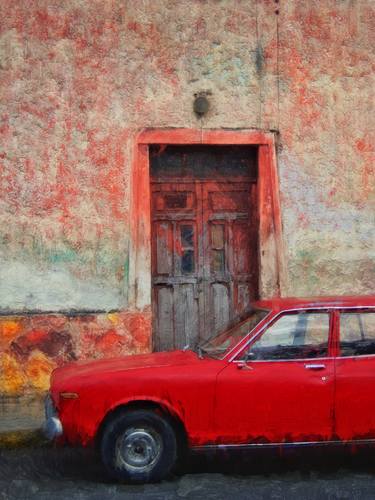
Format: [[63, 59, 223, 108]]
[[247, 313, 328, 361], [340, 312, 375, 356]]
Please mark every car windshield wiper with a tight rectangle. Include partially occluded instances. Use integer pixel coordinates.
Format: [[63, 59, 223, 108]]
[[190, 342, 208, 359], [182, 342, 204, 358], [187, 341, 218, 359], [197, 344, 220, 359]]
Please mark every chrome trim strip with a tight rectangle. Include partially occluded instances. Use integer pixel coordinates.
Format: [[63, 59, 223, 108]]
[[192, 438, 375, 451], [233, 357, 335, 364], [336, 353, 375, 360]]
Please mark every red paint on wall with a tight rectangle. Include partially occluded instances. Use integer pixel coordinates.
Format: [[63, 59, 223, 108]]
[[355, 136, 374, 201]]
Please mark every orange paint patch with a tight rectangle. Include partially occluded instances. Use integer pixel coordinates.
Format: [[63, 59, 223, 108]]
[[23, 329, 48, 344], [95, 330, 128, 357], [0, 320, 22, 346], [355, 139, 373, 153], [123, 311, 152, 352], [25, 351, 56, 392], [0, 353, 26, 394]]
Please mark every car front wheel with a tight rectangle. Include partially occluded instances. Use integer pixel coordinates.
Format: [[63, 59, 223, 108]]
[[100, 409, 178, 483]]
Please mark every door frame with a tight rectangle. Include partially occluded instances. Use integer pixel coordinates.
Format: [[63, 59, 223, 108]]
[[128, 129, 287, 328]]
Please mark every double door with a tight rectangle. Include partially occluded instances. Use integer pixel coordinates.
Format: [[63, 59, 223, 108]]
[[151, 180, 258, 351]]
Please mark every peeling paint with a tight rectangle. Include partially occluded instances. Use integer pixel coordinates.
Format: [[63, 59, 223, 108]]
[[0, 310, 151, 396]]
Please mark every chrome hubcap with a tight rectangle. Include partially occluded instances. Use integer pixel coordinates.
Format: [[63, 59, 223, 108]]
[[116, 427, 162, 472]]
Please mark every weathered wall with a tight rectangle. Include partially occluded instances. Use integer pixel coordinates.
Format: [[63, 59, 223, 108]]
[[0, 0, 374, 401], [278, 1, 374, 296]]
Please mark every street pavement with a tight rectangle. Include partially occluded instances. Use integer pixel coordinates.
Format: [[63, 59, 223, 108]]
[[1, 446, 375, 499]]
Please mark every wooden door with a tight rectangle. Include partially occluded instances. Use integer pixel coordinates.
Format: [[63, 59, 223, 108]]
[[151, 182, 204, 351], [151, 145, 258, 351], [201, 181, 258, 337]]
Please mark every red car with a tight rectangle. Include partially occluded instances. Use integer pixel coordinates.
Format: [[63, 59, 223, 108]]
[[44, 296, 375, 483]]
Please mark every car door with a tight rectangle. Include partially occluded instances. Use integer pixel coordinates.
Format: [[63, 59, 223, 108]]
[[335, 309, 375, 441], [214, 310, 335, 444]]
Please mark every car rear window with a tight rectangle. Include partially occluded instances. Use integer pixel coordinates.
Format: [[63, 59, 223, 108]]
[[340, 312, 375, 356]]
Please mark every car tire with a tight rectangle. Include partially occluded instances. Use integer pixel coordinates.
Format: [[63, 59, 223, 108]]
[[100, 409, 178, 483]]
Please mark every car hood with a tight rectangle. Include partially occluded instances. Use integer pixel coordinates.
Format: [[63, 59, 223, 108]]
[[51, 350, 199, 389]]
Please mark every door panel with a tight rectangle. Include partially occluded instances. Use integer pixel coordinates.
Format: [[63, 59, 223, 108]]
[[215, 359, 335, 444], [335, 311, 375, 440], [236, 283, 251, 313], [155, 222, 173, 275], [233, 221, 252, 273], [335, 356, 375, 440], [211, 283, 230, 333], [155, 286, 174, 351], [215, 311, 335, 444], [202, 182, 258, 337], [174, 283, 199, 348], [152, 182, 203, 350], [151, 146, 258, 351]]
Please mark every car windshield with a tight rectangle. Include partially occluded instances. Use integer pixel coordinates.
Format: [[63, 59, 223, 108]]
[[197, 309, 270, 359]]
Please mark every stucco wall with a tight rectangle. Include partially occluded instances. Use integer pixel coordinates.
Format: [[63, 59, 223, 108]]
[[0, 0, 374, 399]]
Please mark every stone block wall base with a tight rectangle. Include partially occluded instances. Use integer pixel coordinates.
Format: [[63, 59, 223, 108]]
[[0, 395, 44, 433]]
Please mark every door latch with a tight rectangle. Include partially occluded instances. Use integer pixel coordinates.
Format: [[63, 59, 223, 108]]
[[237, 362, 253, 371]]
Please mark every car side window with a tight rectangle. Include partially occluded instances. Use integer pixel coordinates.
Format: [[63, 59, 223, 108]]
[[241, 312, 330, 361], [340, 312, 375, 357]]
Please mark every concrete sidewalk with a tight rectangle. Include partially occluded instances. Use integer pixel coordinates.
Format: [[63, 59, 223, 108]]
[[0, 395, 45, 448]]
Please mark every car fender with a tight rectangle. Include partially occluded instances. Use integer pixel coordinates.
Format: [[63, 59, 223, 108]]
[[95, 395, 187, 443]]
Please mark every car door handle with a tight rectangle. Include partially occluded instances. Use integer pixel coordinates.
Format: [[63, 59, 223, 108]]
[[237, 361, 253, 371], [304, 364, 326, 370]]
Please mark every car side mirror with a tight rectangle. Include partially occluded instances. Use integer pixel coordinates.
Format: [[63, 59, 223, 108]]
[[245, 351, 257, 361], [237, 350, 256, 370]]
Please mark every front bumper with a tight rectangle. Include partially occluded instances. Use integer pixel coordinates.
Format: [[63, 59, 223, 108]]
[[43, 394, 63, 440]]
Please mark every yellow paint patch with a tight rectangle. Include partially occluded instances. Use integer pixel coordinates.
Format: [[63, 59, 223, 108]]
[[0, 353, 26, 394], [0, 320, 22, 346], [107, 312, 119, 325], [25, 351, 56, 392]]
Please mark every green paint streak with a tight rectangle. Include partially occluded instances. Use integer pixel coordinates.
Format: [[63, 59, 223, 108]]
[[297, 249, 315, 261], [49, 248, 78, 263], [123, 255, 129, 283], [0, 229, 130, 291], [122, 254, 129, 305]]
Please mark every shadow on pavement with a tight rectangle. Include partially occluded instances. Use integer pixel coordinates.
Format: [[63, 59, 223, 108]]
[[2, 445, 375, 484], [186, 446, 375, 479]]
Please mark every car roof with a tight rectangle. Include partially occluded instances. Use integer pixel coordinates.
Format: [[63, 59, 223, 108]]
[[253, 296, 375, 312]]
